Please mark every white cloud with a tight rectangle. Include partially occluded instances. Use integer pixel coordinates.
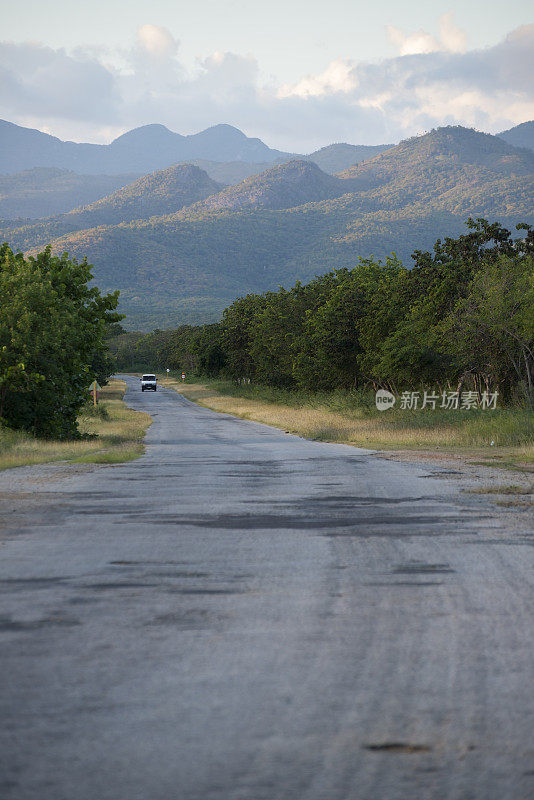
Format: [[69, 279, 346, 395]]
[[439, 11, 467, 53], [0, 41, 118, 123], [136, 24, 178, 59], [0, 20, 532, 152], [387, 12, 467, 56], [278, 59, 356, 98], [386, 26, 440, 56]]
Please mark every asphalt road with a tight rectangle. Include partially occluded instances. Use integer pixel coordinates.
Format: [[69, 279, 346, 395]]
[[1, 375, 533, 800]]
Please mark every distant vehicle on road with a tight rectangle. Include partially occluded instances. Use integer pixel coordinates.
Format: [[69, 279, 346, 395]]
[[141, 374, 157, 392]]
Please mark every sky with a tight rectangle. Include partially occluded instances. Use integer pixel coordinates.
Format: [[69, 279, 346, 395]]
[[0, 0, 533, 152]]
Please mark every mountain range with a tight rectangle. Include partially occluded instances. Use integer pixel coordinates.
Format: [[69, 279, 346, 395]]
[[0, 160, 361, 251], [3, 124, 531, 330], [0, 119, 395, 218], [2, 117, 532, 180], [2, 117, 531, 221], [0, 120, 287, 175], [2, 118, 390, 179]]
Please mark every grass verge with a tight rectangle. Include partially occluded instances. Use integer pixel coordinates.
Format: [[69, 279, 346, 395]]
[[162, 377, 534, 470], [0, 379, 152, 471], [466, 484, 533, 495]]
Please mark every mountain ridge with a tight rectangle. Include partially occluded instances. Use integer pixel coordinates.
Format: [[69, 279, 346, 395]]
[[0, 119, 290, 175], [497, 120, 534, 151], [6, 125, 531, 330], [0, 164, 225, 246], [1, 117, 532, 180], [0, 118, 397, 183], [66, 164, 223, 226], [180, 160, 359, 214]]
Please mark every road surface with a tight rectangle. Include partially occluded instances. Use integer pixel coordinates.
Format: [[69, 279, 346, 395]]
[[0, 375, 533, 800]]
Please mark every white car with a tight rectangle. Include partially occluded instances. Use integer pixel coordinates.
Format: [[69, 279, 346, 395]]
[[141, 374, 157, 392]]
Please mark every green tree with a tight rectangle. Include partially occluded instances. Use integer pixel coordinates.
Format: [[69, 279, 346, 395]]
[[222, 293, 269, 381], [372, 219, 533, 388], [443, 255, 534, 406], [0, 244, 122, 437], [294, 257, 406, 391], [100, 218, 534, 406]]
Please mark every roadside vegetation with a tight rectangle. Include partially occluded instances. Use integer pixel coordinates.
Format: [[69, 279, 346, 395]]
[[0, 244, 122, 438], [112, 219, 534, 461], [0, 379, 151, 471], [161, 378, 533, 467], [111, 219, 534, 407], [1, 245, 151, 471]]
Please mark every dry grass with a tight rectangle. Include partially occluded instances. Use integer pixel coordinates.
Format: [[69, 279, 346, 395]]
[[466, 484, 533, 495], [0, 379, 152, 471], [162, 378, 534, 468], [494, 499, 534, 508]]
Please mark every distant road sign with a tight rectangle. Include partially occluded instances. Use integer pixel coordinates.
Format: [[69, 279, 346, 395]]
[[89, 380, 101, 406], [181, 373, 186, 381]]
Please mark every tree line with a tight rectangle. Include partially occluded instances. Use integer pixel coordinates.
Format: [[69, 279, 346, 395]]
[[111, 219, 534, 408]]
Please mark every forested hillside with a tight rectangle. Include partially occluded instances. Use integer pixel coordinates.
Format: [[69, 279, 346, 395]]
[[185, 160, 360, 212], [338, 125, 534, 192], [0, 150, 394, 224], [71, 164, 223, 224], [2, 119, 529, 231], [498, 121, 534, 151], [110, 219, 534, 410], [3, 126, 533, 330], [303, 142, 393, 173], [0, 165, 224, 250], [0, 168, 140, 219], [0, 148, 397, 228]]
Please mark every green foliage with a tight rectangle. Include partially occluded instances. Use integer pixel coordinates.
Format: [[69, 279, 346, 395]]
[[294, 257, 406, 391], [111, 219, 534, 409], [443, 253, 534, 407], [371, 219, 534, 389], [0, 244, 122, 437]]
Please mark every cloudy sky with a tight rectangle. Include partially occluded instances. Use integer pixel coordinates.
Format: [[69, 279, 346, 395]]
[[1, 0, 532, 151]]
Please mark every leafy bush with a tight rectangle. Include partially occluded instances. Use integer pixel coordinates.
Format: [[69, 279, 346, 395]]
[[0, 244, 122, 437]]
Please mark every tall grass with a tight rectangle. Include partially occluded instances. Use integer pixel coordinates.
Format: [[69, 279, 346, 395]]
[[0, 380, 152, 471], [167, 378, 534, 458]]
